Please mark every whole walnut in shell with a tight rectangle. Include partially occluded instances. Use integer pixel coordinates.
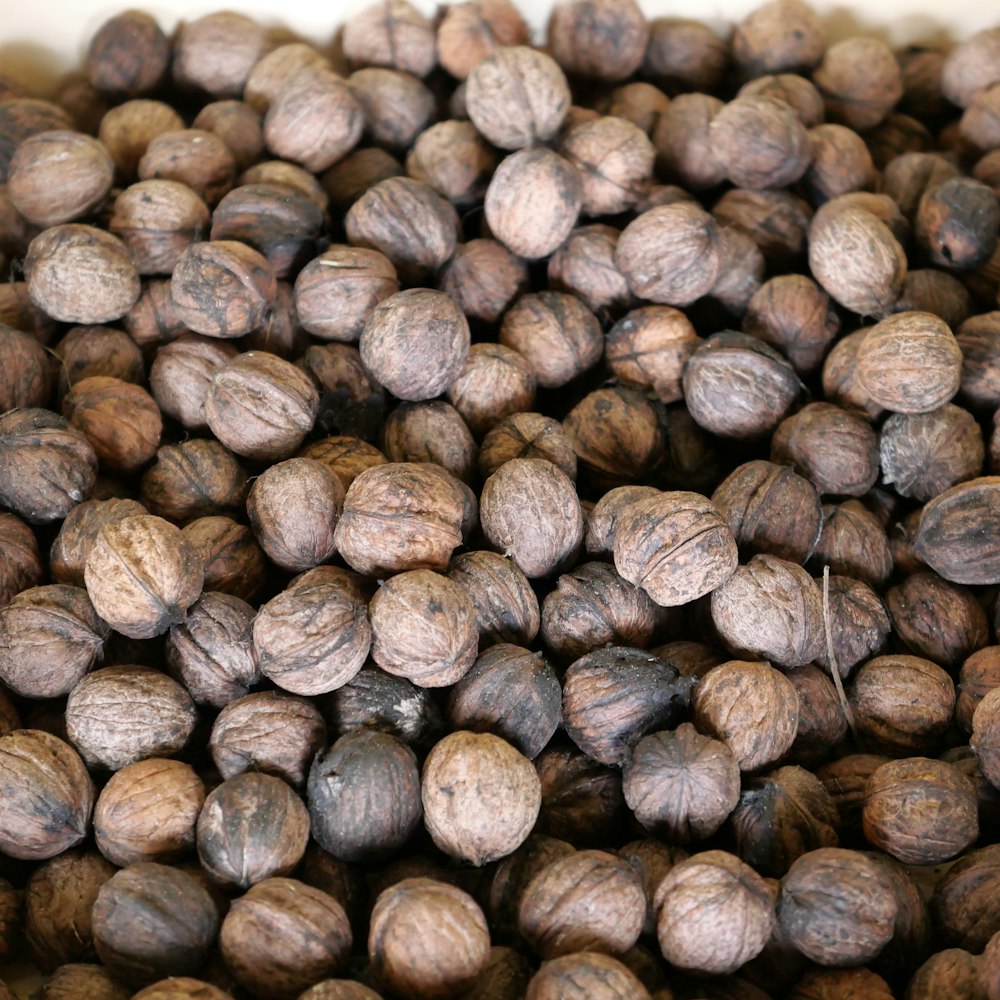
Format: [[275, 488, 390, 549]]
[[447, 551, 540, 649], [84, 514, 203, 639], [655, 851, 774, 975], [422, 731, 541, 866], [525, 953, 649, 1000]]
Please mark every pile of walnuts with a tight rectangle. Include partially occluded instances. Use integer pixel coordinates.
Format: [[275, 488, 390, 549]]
[[2, 0, 1000, 997]]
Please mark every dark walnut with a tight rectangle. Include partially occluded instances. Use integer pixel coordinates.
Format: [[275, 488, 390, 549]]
[[0, 408, 97, 524], [335, 462, 469, 577], [0, 730, 94, 860], [713, 187, 812, 266], [958, 647, 1000, 734], [540, 561, 661, 662], [777, 848, 897, 966], [325, 665, 442, 750], [848, 654, 954, 756], [692, 659, 800, 772], [166, 591, 259, 709], [856, 311, 962, 415], [447, 551, 539, 648], [308, 729, 421, 862], [0, 584, 108, 698], [972, 688, 1000, 792], [788, 968, 893, 1000], [293, 246, 398, 344], [220, 877, 351, 999], [821, 328, 884, 419], [913, 477, 1000, 585], [932, 844, 1000, 951], [562, 646, 691, 766], [62, 376, 161, 474], [124, 279, 186, 351], [563, 387, 666, 490], [622, 723, 739, 843], [906, 949, 984, 1000], [345, 176, 459, 283], [360, 288, 469, 402], [94, 758, 205, 868], [683, 332, 802, 440], [644, 17, 727, 93], [917, 177, 1000, 270], [785, 664, 848, 766], [86, 10, 170, 97], [957, 312, 1000, 412], [604, 307, 698, 405], [422, 731, 540, 865], [182, 516, 267, 602], [25, 225, 140, 325], [252, 568, 371, 697], [84, 514, 203, 639], [25, 850, 115, 969], [863, 757, 977, 866], [499, 291, 601, 391], [369, 569, 477, 688], [92, 863, 219, 987], [439, 241, 529, 328], [447, 644, 560, 759], [519, 850, 644, 959], [771, 402, 879, 498], [613, 490, 737, 607], [618, 839, 689, 937], [881, 404, 984, 502], [893, 268, 972, 330], [655, 851, 774, 975], [808, 204, 906, 317], [247, 458, 344, 572], [534, 746, 625, 848], [481, 458, 583, 579], [547, 0, 647, 81], [369, 878, 489, 1000], [140, 438, 247, 523], [211, 692, 325, 787], [170, 240, 277, 339], [731, 766, 840, 877], [322, 147, 404, 212], [809, 500, 893, 589], [484, 147, 581, 261], [65, 666, 197, 771], [711, 460, 822, 564], [205, 351, 319, 461], [0, 326, 52, 412], [485, 834, 576, 939], [524, 953, 648, 1000], [652, 92, 726, 191], [465, 46, 570, 149], [887, 571, 988, 670], [197, 772, 310, 889], [0, 879, 16, 961], [711, 555, 824, 668], [615, 202, 721, 306]]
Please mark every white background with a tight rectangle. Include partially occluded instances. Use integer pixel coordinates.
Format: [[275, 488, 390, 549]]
[[0, 0, 996, 95]]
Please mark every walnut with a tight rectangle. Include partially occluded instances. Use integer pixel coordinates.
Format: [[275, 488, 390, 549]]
[[85, 10, 170, 98], [211, 691, 326, 787], [84, 514, 203, 639], [692, 660, 800, 772], [94, 758, 205, 867], [65, 665, 197, 771], [525, 953, 649, 1000], [369, 878, 489, 999], [422, 731, 541, 865], [181, 516, 266, 602], [308, 730, 421, 862], [655, 851, 774, 975]]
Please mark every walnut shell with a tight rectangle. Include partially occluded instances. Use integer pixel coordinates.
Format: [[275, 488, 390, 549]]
[[84, 514, 203, 639], [692, 660, 800, 772], [655, 851, 774, 975], [307, 729, 422, 862], [369, 878, 489, 1000], [182, 516, 266, 603], [422, 731, 541, 866], [94, 758, 205, 867], [211, 691, 326, 788], [525, 953, 649, 1000]]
